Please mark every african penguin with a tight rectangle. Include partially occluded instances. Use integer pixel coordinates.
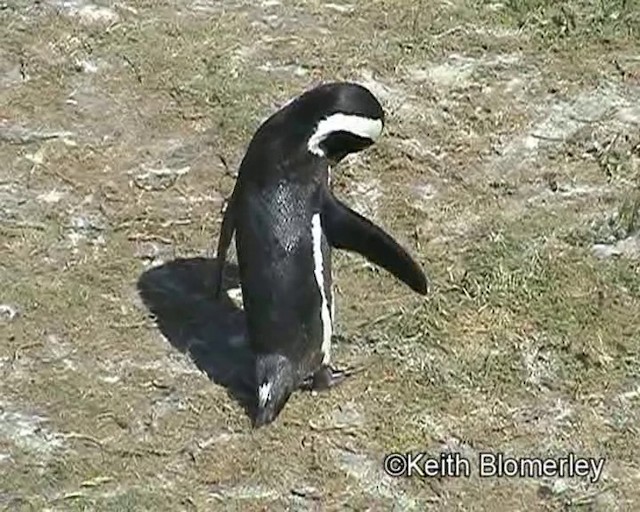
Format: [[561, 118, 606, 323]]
[[214, 82, 428, 427]]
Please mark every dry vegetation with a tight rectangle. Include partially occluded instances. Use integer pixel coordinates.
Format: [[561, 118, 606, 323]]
[[1, 0, 639, 510]]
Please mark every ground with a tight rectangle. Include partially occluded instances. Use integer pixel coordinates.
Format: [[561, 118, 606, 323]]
[[1, 0, 640, 510]]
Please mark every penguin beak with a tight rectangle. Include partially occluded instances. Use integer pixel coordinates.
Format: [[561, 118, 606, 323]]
[[253, 408, 274, 428], [252, 387, 293, 428]]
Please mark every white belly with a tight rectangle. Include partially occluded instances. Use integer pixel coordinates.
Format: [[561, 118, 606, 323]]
[[311, 213, 333, 364]]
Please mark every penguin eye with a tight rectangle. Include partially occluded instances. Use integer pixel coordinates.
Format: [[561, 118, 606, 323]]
[[320, 131, 373, 161]]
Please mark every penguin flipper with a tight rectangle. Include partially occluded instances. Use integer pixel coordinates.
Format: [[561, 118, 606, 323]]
[[213, 189, 237, 298], [321, 194, 428, 295]]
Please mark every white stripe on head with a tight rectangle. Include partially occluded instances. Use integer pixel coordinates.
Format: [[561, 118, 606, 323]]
[[258, 381, 272, 407], [307, 113, 383, 157], [311, 213, 333, 364]]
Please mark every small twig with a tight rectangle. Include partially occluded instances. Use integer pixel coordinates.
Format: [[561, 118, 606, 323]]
[[62, 492, 87, 500], [356, 310, 401, 329], [309, 421, 359, 434], [613, 59, 627, 78], [330, 441, 359, 454], [114, 447, 176, 458], [80, 476, 114, 488], [133, 178, 179, 192], [19, 56, 28, 81], [290, 487, 321, 500], [97, 411, 129, 429], [530, 133, 566, 142], [121, 54, 142, 83], [568, 115, 612, 125], [150, 379, 172, 390], [1, 220, 47, 230], [0, 127, 75, 145], [218, 154, 228, 171], [568, 107, 617, 126], [568, 485, 616, 507], [431, 25, 468, 40], [109, 320, 149, 330], [159, 219, 191, 228], [42, 166, 83, 189], [127, 233, 173, 244], [11, 342, 42, 366], [63, 432, 104, 448], [173, 184, 191, 200], [602, 132, 621, 156]]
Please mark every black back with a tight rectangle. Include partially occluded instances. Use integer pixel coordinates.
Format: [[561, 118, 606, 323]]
[[234, 147, 330, 378]]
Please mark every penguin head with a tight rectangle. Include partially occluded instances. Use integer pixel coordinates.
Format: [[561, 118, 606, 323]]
[[272, 82, 385, 165], [253, 353, 296, 428]]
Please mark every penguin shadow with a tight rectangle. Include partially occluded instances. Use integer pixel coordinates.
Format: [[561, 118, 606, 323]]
[[136, 257, 257, 418]]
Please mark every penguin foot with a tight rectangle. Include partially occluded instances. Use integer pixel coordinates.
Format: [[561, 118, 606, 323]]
[[300, 365, 363, 392]]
